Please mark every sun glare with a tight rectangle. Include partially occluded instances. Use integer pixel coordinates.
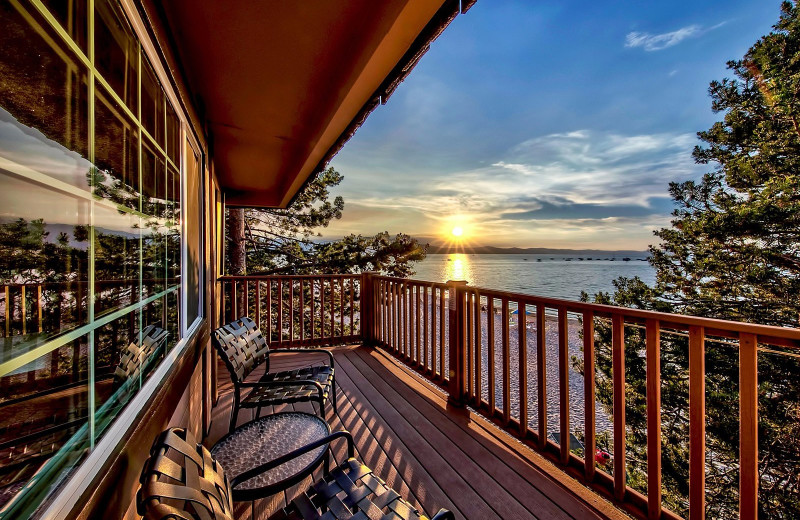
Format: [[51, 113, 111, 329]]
[[452, 226, 463, 237]]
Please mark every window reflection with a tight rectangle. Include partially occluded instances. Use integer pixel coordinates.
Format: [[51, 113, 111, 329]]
[[0, 0, 188, 514], [141, 55, 164, 145], [166, 101, 181, 166], [94, 85, 139, 208], [94, 0, 137, 114], [40, 0, 89, 53], [0, 1, 89, 189]]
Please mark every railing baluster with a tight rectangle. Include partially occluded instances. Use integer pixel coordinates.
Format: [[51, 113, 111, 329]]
[[439, 288, 445, 378], [5, 286, 9, 336], [300, 280, 305, 342], [309, 280, 314, 341], [289, 280, 295, 341], [466, 292, 474, 398], [267, 280, 273, 341], [21, 285, 26, 336], [244, 280, 249, 317], [518, 301, 528, 437], [330, 279, 335, 341], [339, 277, 344, 338], [558, 306, 570, 464], [278, 279, 284, 343], [689, 325, 706, 520], [474, 293, 482, 406], [646, 319, 661, 519], [739, 332, 758, 520], [350, 277, 355, 337], [256, 281, 262, 330], [612, 313, 626, 501], [537, 304, 547, 449], [37, 284, 43, 333], [423, 286, 429, 370], [502, 298, 511, 424], [414, 285, 420, 363], [488, 297, 496, 413], [583, 310, 595, 482], [231, 280, 237, 322]]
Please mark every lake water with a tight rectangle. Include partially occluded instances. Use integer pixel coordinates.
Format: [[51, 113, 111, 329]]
[[411, 253, 655, 301]]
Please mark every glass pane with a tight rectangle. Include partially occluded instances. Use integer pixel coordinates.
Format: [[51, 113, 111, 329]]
[[185, 148, 201, 325], [0, 0, 90, 190], [0, 332, 91, 516], [94, 85, 139, 210], [140, 55, 164, 146], [93, 206, 140, 316], [165, 101, 180, 166], [94, 0, 137, 114], [41, 0, 89, 53]]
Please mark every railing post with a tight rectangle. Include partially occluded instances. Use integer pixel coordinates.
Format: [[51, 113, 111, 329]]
[[447, 280, 467, 407], [360, 271, 378, 346]]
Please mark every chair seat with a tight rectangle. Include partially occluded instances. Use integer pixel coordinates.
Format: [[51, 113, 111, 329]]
[[241, 365, 334, 407], [271, 458, 439, 520]]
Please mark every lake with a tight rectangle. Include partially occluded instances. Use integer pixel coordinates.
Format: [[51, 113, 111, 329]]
[[410, 253, 655, 301]]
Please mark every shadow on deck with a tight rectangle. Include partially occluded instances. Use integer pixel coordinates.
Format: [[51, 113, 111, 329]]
[[208, 345, 627, 520]]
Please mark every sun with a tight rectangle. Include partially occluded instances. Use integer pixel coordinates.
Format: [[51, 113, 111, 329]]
[[451, 226, 463, 237]]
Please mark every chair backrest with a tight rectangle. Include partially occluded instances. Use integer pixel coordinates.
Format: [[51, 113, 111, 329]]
[[138, 427, 234, 520], [114, 325, 169, 384], [211, 316, 270, 383]]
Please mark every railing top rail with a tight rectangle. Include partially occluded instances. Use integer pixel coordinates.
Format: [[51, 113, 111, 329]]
[[374, 275, 800, 347], [0, 278, 179, 289], [218, 274, 360, 281], [372, 275, 449, 289]]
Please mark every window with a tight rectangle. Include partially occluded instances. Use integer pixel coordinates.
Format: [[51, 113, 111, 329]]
[[0, 0, 200, 516]]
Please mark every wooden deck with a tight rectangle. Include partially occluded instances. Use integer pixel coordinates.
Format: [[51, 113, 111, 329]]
[[208, 345, 628, 520]]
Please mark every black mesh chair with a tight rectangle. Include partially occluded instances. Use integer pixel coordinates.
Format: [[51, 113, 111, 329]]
[[212, 316, 336, 431], [137, 427, 455, 520]]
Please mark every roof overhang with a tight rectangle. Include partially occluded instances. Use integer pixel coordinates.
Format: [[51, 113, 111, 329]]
[[157, 0, 474, 208]]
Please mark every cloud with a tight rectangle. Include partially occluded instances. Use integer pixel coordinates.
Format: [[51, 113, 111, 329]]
[[624, 22, 725, 52], [326, 129, 703, 248], [499, 196, 674, 221]]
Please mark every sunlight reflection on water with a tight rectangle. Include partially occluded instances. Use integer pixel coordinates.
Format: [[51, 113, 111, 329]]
[[413, 253, 655, 301]]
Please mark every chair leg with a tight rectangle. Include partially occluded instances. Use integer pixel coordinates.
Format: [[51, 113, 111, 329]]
[[331, 378, 338, 415]]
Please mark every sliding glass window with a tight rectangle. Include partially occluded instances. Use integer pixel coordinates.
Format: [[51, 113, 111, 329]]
[[0, 0, 197, 516]]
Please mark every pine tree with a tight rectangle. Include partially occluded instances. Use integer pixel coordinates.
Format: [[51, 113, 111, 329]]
[[581, 3, 800, 517]]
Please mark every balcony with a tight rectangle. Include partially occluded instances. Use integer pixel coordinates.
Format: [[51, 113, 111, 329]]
[[217, 273, 800, 519]]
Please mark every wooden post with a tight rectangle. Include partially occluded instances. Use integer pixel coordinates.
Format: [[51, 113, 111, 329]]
[[360, 272, 377, 345], [447, 279, 467, 406], [646, 319, 662, 519], [689, 326, 706, 520], [739, 332, 758, 520]]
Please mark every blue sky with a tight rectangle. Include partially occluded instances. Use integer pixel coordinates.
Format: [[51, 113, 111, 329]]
[[326, 0, 779, 249]]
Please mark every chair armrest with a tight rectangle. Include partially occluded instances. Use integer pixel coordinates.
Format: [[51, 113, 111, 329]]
[[229, 430, 354, 488], [431, 509, 455, 520], [268, 348, 335, 370]]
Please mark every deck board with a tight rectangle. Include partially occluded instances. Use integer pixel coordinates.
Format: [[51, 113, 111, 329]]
[[208, 345, 626, 520]]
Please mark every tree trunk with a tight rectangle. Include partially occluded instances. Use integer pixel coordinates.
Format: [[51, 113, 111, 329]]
[[227, 208, 247, 315]]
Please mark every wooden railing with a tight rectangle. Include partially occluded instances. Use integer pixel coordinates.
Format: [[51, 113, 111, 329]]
[[219, 273, 800, 520], [219, 274, 363, 347], [369, 277, 451, 388]]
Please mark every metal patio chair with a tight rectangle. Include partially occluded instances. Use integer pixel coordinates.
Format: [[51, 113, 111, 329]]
[[137, 426, 455, 520], [212, 316, 336, 431]]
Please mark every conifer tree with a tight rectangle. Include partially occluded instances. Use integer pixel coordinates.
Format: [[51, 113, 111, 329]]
[[581, 3, 800, 517]]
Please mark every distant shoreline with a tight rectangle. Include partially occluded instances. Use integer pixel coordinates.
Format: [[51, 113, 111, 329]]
[[426, 245, 648, 256]]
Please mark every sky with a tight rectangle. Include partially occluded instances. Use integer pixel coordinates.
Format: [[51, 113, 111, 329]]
[[325, 0, 779, 250]]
